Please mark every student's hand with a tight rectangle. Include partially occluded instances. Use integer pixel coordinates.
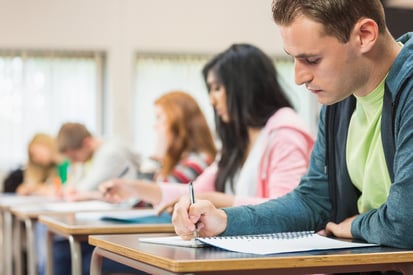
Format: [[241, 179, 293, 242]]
[[99, 179, 137, 203], [63, 186, 80, 201], [16, 184, 33, 196], [172, 196, 228, 240], [63, 187, 101, 201], [155, 199, 178, 216], [325, 215, 357, 239]]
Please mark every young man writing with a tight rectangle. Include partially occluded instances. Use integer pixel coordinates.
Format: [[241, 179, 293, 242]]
[[56, 122, 139, 200], [172, 0, 413, 250]]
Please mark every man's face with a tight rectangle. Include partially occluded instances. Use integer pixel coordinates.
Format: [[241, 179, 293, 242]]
[[279, 15, 368, 105], [63, 140, 92, 163]]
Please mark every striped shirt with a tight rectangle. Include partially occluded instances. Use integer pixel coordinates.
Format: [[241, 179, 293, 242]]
[[159, 152, 213, 184]]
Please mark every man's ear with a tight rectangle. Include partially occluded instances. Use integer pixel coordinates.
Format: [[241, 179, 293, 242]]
[[82, 136, 93, 149], [353, 18, 379, 54]]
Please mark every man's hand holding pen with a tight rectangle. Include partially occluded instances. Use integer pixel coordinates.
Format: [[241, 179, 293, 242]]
[[100, 166, 133, 202], [99, 178, 137, 203], [172, 189, 228, 240]]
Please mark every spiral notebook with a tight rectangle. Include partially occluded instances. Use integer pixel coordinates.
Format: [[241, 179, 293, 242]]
[[139, 231, 378, 255]]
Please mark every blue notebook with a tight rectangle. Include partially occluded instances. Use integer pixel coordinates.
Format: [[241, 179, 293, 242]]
[[100, 211, 172, 224]]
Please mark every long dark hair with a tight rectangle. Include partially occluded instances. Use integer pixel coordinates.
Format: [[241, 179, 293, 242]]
[[202, 44, 292, 192]]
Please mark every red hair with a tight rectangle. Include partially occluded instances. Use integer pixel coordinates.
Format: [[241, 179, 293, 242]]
[[155, 91, 216, 178]]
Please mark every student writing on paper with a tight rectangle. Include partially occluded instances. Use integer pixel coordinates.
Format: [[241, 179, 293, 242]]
[[142, 90, 217, 184], [56, 122, 140, 201], [36, 122, 141, 275], [172, 0, 413, 271], [16, 133, 70, 196], [100, 44, 314, 209], [130, 90, 217, 208]]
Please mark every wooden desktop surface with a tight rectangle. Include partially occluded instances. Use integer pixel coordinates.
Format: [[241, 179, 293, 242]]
[[11, 201, 129, 220], [89, 233, 413, 274], [39, 212, 174, 235]]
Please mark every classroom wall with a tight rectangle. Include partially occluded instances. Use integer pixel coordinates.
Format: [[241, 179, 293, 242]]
[[386, 0, 413, 8], [0, 0, 283, 145], [0, 0, 410, 185]]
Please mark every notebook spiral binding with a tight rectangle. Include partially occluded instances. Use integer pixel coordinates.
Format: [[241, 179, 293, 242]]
[[204, 231, 315, 240]]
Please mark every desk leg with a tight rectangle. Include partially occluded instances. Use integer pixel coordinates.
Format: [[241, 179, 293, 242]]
[[0, 211, 6, 275], [45, 230, 54, 275], [24, 218, 37, 275], [90, 247, 103, 275], [394, 263, 413, 275], [4, 211, 13, 275], [14, 218, 23, 275], [68, 235, 82, 275], [90, 247, 176, 275]]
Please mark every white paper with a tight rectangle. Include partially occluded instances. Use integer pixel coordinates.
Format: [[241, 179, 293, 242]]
[[198, 233, 378, 255], [42, 200, 119, 212], [139, 232, 378, 254], [139, 236, 205, 248]]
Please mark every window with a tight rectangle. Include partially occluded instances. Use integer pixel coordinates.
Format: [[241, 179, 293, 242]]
[[0, 51, 105, 171], [133, 54, 214, 158]]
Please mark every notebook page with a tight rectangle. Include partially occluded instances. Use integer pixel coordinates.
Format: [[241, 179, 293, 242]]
[[42, 200, 120, 212], [75, 209, 157, 220], [198, 232, 378, 255], [139, 236, 205, 248]]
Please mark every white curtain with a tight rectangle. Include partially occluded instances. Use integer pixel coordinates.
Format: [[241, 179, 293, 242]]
[[133, 55, 214, 158], [0, 52, 103, 171]]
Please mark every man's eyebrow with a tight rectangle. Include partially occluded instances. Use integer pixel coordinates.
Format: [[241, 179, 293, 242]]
[[284, 49, 318, 59]]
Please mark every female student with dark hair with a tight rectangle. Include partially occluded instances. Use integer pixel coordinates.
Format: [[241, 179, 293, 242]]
[[100, 43, 315, 209]]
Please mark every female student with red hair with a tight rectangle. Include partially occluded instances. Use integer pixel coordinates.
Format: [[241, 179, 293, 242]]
[[150, 90, 217, 184]]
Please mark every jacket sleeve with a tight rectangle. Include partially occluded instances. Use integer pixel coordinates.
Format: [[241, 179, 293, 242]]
[[222, 107, 331, 236], [75, 144, 137, 191], [233, 127, 314, 206], [157, 163, 218, 206], [352, 83, 413, 248]]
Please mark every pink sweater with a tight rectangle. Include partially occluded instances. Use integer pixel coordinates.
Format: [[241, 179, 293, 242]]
[[158, 107, 315, 207]]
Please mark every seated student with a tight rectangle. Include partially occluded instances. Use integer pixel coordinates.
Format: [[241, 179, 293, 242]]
[[145, 90, 217, 184], [172, 0, 413, 270], [56, 122, 139, 201], [100, 43, 315, 209], [38, 123, 140, 275], [47, 94, 216, 275], [16, 133, 69, 196]]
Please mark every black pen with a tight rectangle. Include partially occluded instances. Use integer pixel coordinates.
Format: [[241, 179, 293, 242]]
[[189, 181, 198, 239], [104, 166, 129, 196], [117, 166, 130, 178]]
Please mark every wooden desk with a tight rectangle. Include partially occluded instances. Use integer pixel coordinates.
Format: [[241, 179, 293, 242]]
[[11, 201, 134, 275], [89, 233, 413, 275], [0, 194, 51, 275], [39, 210, 174, 275]]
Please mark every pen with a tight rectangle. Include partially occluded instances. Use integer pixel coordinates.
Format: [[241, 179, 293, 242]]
[[104, 166, 129, 196], [117, 166, 130, 178], [189, 181, 198, 239]]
